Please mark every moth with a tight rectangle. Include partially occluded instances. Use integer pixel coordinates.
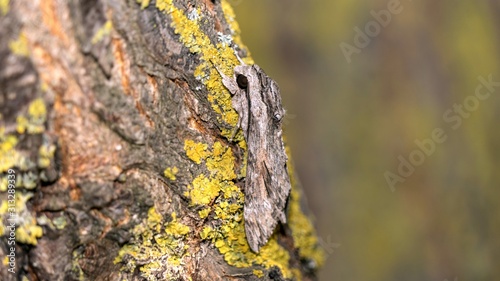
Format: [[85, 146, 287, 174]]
[[217, 57, 292, 253]]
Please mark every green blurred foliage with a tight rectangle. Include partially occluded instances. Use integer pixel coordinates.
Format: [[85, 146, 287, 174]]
[[233, 0, 500, 280]]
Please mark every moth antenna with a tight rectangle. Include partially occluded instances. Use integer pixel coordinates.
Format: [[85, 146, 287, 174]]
[[232, 49, 246, 65], [281, 108, 296, 126]]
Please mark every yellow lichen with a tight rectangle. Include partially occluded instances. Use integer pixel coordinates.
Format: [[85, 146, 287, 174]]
[[155, 0, 171, 12], [28, 98, 46, 119], [156, 0, 247, 139], [286, 147, 325, 268], [154, 1, 318, 278], [292, 268, 303, 280], [198, 208, 211, 219], [163, 166, 179, 180], [186, 174, 220, 205], [165, 212, 190, 237], [206, 141, 236, 180], [0, 0, 9, 16], [288, 188, 325, 267], [71, 249, 86, 280], [0, 192, 43, 245], [9, 31, 29, 57], [16, 218, 43, 245], [115, 208, 191, 280], [0, 134, 20, 173], [253, 269, 264, 278], [16, 98, 47, 134], [0, 98, 51, 245], [199, 226, 212, 240], [140, 261, 161, 275], [16, 116, 28, 134], [182, 139, 292, 278], [21, 171, 38, 189], [91, 20, 113, 44], [38, 143, 56, 168], [53, 216, 67, 230], [220, 0, 253, 65], [0, 177, 8, 192], [147, 206, 163, 232], [136, 0, 150, 9], [184, 140, 209, 164]]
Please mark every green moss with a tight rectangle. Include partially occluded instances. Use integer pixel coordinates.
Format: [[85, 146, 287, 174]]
[[8, 31, 29, 57], [91, 20, 113, 44], [163, 166, 179, 180], [115, 208, 191, 280]]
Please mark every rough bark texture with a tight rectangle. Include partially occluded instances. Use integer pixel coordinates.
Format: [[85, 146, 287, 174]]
[[0, 0, 324, 280]]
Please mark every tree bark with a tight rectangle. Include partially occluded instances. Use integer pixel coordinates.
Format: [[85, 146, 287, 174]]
[[0, 0, 323, 280]]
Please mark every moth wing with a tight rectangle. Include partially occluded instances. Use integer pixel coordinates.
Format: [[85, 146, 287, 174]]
[[231, 91, 249, 137], [244, 156, 280, 252], [228, 64, 292, 253], [261, 75, 291, 225], [244, 144, 291, 252]]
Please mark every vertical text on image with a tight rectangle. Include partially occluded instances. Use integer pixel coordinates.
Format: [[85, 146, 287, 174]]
[[6, 168, 17, 274]]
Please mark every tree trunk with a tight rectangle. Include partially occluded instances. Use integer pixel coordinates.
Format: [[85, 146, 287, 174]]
[[0, 0, 324, 280]]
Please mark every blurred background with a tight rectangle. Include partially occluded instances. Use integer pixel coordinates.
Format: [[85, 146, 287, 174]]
[[232, 0, 500, 280]]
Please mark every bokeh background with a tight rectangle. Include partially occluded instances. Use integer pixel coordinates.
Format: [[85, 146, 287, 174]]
[[232, 1, 500, 280]]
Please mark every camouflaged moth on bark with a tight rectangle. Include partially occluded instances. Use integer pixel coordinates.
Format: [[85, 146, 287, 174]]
[[217, 57, 292, 253]]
